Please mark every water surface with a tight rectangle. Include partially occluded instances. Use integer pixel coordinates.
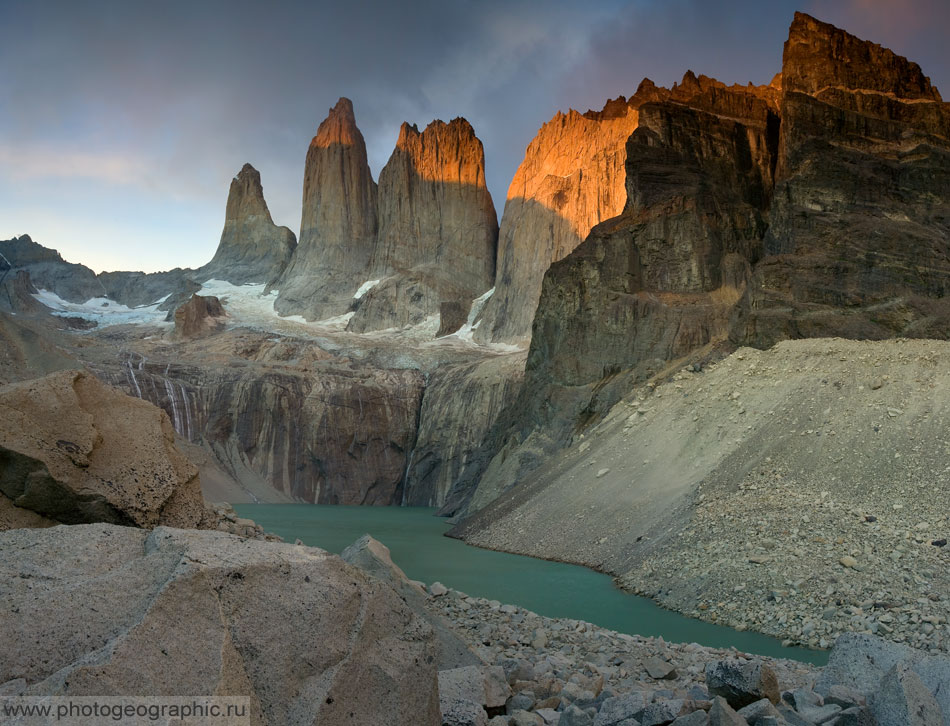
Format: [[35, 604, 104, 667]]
[[235, 504, 827, 665]]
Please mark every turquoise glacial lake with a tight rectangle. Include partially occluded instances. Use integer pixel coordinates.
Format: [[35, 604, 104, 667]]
[[234, 504, 828, 665]]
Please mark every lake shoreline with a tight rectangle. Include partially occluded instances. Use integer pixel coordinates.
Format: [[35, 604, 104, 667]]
[[234, 502, 827, 666]]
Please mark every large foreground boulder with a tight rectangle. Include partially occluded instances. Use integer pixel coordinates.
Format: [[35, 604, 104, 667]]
[[0, 524, 441, 726], [0, 370, 208, 529], [341, 534, 484, 670], [816, 633, 950, 723]]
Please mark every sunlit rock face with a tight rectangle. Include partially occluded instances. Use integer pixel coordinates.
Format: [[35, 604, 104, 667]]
[[473, 96, 644, 345], [275, 97, 379, 320], [347, 118, 498, 333], [453, 12, 950, 516], [198, 163, 296, 286], [473, 75, 766, 345]]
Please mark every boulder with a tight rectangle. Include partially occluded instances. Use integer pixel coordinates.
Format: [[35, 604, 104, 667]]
[[672, 711, 710, 726], [173, 293, 227, 339], [708, 697, 747, 726], [559, 704, 594, 726], [341, 534, 483, 669], [816, 633, 950, 720], [438, 665, 511, 725], [871, 663, 943, 726], [592, 692, 647, 725], [705, 660, 780, 710], [442, 698, 490, 726], [0, 370, 208, 529], [0, 523, 441, 725], [643, 656, 677, 679]]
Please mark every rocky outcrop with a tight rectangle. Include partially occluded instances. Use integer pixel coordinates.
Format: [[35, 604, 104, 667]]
[[0, 523, 441, 725], [0, 370, 209, 529], [197, 163, 296, 285], [0, 234, 105, 303], [275, 98, 379, 320], [97, 267, 198, 311], [474, 76, 781, 346], [341, 534, 483, 670], [347, 118, 497, 332], [454, 13, 950, 518], [732, 11, 950, 346], [474, 96, 643, 345], [173, 293, 227, 339]]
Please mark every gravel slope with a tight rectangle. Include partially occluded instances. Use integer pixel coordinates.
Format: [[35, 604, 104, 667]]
[[458, 338, 950, 652]]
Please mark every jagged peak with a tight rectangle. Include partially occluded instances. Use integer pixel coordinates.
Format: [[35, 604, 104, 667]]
[[583, 95, 633, 121], [784, 12, 942, 101], [312, 96, 365, 149], [236, 162, 258, 178], [396, 117, 479, 149], [225, 163, 270, 222]]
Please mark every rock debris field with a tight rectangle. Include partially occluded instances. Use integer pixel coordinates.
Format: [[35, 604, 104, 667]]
[[618, 339, 950, 654], [425, 582, 950, 725], [461, 339, 950, 657]]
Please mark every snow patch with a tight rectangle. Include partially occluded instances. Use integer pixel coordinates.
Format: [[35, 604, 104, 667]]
[[32, 290, 170, 328], [313, 311, 355, 328], [353, 279, 380, 300], [197, 280, 279, 322], [449, 287, 494, 344]]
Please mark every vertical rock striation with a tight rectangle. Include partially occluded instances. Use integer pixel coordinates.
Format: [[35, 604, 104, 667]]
[[347, 118, 498, 332], [275, 98, 379, 320], [198, 163, 297, 286]]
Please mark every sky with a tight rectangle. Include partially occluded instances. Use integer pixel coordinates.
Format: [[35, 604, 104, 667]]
[[1, 0, 948, 274]]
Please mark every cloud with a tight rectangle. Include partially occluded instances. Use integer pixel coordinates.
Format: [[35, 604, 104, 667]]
[[0, 145, 148, 185]]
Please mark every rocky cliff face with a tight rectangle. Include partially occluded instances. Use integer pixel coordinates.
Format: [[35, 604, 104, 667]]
[[403, 353, 525, 507], [347, 118, 498, 333], [275, 98, 379, 320], [455, 13, 950, 516], [474, 75, 780, 346], [473, 97, 643, 344], [732, 12, 950, 346], [197, 163, 296, 285], [93, 342, 425, 505]]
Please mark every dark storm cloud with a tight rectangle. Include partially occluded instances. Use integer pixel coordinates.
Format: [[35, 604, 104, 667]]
[[0, 0, 946, 272]]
